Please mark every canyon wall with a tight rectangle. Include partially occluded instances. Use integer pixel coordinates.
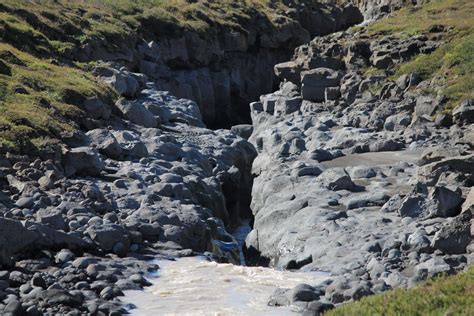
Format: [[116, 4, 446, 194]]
[[72, 2, 363, 128]]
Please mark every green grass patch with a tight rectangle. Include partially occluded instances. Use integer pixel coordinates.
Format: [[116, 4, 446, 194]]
[[0, 0, 298, 151], [367, 0, 474, 36], [0, 43, 113, 151], [0, 0, 291, 55], [326, 265, 474, 316], [363, 0, 474, 111]]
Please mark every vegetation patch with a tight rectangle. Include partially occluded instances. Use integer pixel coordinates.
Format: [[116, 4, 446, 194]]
[[326, 265, 474, 316], [0, 0, 291, 56], [0, 43, 112, 151], [366, 0, 474, 110], [0, 0, 311, 152]]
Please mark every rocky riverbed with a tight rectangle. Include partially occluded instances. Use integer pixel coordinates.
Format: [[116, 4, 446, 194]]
[[243, 16, 474, 313], [0, 1, 473, 315]]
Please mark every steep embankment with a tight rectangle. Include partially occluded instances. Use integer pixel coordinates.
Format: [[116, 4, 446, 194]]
[[0, 0, 362, 141], [245, 0, 473, 314]]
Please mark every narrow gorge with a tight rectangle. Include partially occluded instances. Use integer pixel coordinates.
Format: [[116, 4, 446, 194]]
[[0, 0, 473, 315]]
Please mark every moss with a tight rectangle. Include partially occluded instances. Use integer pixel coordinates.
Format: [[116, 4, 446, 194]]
[[366, 0, 474, 36], [326, 266, 474, 316], [0, 43, 112, 151], [362, 0, 474, 112], [395, 29, 474, 111]]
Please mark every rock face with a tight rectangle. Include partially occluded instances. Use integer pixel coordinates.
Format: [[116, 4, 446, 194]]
[[344, 0, 431, 20], [245, 12, 474, 312], [73, 3, 363, 129], [0, 1, 472, 314], [0, 67, 257, 314]]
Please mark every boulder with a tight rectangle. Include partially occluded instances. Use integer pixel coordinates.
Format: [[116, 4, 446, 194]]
[[0, 218, 90, 266], [115, 99, 158, 128], [398, 193, 428, 218], [86, 129, 122, 159], [452, 99, 474, 125], [83, 98, 111, 120], [415, 257, 451, 277], [62, 147, 105, 177], [0, 218, 37, 266], [36, 209, 66, 231], [417, 154, 474, 186], [98, 67, 140, 98], [371, 53, 393, 69], [429, 186, 463, 218], [431, 213, 472, 254], [24, 221, 90, 251], [415, 95, 440, 117], [320, 168, 355, 191], [274, 60, 303, 84], [346, 193, 390, 209], [230, 124, 253, 140], [418, 146, 468, 166], [287, 284, 319, 303], [87, 225, 130, 256], [301, 68, 341, 102]]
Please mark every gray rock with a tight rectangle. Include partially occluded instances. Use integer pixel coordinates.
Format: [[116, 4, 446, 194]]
[[15, 197, 34, 209], [431, 213, 471, 254], [86, 129, 122, 159], [415, 257, 451, 277], [62, 147, 105, 177], [99, 67, 140, 98], [87, 225, 130, 254], [36, 209, 66, 231], [37, 289, 82, 307], [231, 125, 253, 140], [346, 193, 390, 210], [4, 300, 22, 316], [415, 95, 440, 117], [115, 98, 158, 128], [461, 187, 474, 213], [320, 168, 355, 191], [83, 98, 111, 120], [429, 186, 463, 218], [55, 249, 75, 264], [268, 288, 290, 306], [301, 68, 341, 102], [288, 284, 319, 303], [452, 99, 474, 125]]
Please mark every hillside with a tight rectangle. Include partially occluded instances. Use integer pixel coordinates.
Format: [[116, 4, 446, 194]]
[[0, 0, 363, 152], [0, 0, 472, 315]]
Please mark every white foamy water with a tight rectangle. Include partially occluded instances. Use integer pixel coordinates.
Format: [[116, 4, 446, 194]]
[[124, 257, 329, 316]]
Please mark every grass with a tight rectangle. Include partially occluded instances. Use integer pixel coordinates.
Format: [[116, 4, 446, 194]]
[[0, 0, 298, 152], [326, 265, 474, 316], [0, 0, 291, 54], [0, 43, 113, 151], [365, 0, 474, 111], [1, 0, 473, 150]]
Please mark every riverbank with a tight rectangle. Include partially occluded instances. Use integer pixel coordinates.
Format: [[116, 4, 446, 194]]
[[0, 0, 472, 315]]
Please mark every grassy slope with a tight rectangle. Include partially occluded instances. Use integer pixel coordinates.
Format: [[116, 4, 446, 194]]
[[326, 265, 474, 316], [0, 0, 292, 152], [367, 0, 474, 111]]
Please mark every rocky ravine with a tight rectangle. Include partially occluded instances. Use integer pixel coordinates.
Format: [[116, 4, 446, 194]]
[[244, 16, 474, 314], [0, 1, 472, 316], [0, 66, 258, 314], [73, 2, 363, 129]]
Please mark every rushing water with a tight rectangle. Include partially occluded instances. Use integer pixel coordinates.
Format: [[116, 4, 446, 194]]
[[124, 257, 329, 316], [124, 221, 329, 315]]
